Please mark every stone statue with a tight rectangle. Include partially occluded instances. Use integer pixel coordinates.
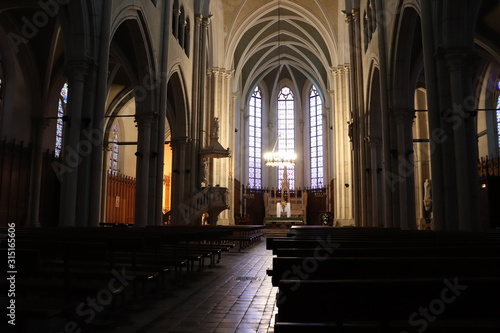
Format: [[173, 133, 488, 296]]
[[201, 157, 209, 187], [212, 117, 220, 141], [347, 113, 354, 142], [423, 179, 432, 212]]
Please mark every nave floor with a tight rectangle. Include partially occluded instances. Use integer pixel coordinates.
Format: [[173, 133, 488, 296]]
[[70, 239, 278, 333]]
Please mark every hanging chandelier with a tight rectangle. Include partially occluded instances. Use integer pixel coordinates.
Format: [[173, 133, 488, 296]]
[[263, 0, 296, 169], [264, 136, 296, 167]]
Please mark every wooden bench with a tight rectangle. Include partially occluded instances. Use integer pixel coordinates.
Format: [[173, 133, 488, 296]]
[[216, 225, 266, 251], [276, 278, 500, 330], [272, 245, 500, 258], [268, 256, 500, 286], [268, 228, 500, 332]]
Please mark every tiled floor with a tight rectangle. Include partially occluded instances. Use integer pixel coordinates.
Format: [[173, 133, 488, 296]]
[[103, 239, 278, 333]]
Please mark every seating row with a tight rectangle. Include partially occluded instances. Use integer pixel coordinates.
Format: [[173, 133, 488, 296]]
[[0, 225, 243, 332], [267, 226, 500, 333]]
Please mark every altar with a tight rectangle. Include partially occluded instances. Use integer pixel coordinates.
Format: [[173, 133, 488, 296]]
[[262, 169, 307, 226], [263, 217, 304, 227]]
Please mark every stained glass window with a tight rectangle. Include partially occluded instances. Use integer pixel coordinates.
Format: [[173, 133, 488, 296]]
[[277, 87, 295, 189], [110, 124, 119, 172], [55, 83, 68, 158], [248, 86, 262, 188], [310, 86, 324, 188]]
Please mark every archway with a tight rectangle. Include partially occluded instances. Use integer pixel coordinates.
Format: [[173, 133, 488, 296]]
[[390, 5, 424, 230]]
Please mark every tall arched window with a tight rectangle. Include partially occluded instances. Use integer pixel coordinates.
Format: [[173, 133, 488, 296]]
[[109, 124, 120, 172], [55, 83, 68, 158], [248, 86, 262, 188], [277, 86, 295, 189], [310, 85, 324, 188]]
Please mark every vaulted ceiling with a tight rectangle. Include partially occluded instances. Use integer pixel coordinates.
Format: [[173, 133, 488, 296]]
[[222, 0, 339, 101]]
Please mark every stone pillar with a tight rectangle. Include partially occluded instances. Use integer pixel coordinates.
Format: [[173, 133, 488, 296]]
[[27, 118, 48, 227], [367, 136, 382, 227], [343, 66, 354, 223], [352, 8, 368, 227], [173, 9, 181, 39], [420, 0, 445, 230], [89, 0, 113, 227], [170, 136, 189, 224], [134, 112, 156, 227], [343, 10, 360, 227], [392, 109, 417, 230], [445, 51, 474, 231], [58, 59, 91, 227], [179, 18, 186, 48]]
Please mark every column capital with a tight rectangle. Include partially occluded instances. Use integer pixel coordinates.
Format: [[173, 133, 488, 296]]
[[171, 136, 190, 148], [223, 69, 234, 79], [444, 50, 469, 72], [331, 66, 341, 76], [65, 58, 95, 78], [351, 8, 360, 22], [391, 108, 415, 124], [208, 68, 222, 77], [365, 136, 382, 147], [202, 17, 211, 27], [135, 112, 158, 126], [195, 14, 203, 24], [341, 10, 353, 23]]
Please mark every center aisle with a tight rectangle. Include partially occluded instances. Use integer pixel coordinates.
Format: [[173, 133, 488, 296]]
[[118, 238, 277, 333]]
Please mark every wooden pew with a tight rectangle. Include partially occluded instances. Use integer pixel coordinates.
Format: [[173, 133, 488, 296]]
[[268, 256, 500, 286], [268, 228, 500, 332], [276, 278, 500, 331], [272, 245, 500, 258], [216, 225, 265, 251]]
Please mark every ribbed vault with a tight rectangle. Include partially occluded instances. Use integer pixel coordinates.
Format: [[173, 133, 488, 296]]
[[225, 0, 337, 100]]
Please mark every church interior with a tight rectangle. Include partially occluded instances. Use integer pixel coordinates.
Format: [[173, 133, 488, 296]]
[[1, 0, 500, 332]]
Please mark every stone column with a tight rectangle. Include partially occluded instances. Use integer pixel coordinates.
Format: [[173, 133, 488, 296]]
[[27, 118, 48, 227], [420, 0, 445, 230], [134, 112, 156, 227], [58, 59, 91, 227], [352, 8, 368, 227], [367, 136, 382, 227], [170, 136, 189, 224], [173, 9, 181, 39], [343, 66, 354, 223], [445, 51, 473, 231], [343, 10, 360, 227], [89, 0, 113, 227], [154, 1, 173, 226], [392, 109, 417, 230]]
